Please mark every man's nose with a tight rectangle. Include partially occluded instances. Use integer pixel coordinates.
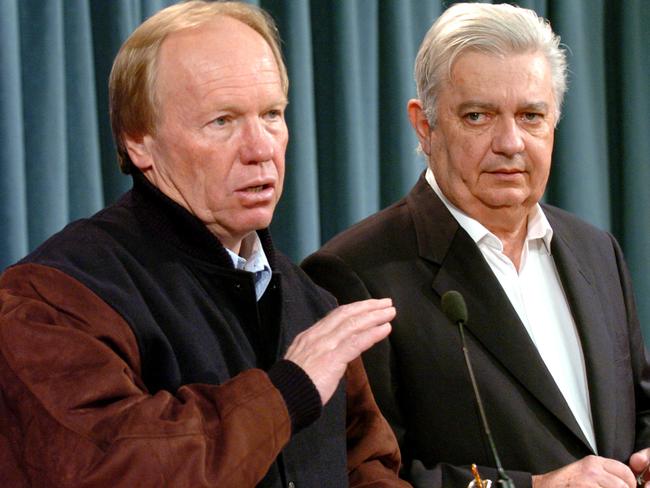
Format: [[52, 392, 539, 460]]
[[491, 117, 525, 156], [239, 118, 274, 164]]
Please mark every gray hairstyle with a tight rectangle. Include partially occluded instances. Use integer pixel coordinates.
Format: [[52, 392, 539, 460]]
[[414, 2, 568, 127]]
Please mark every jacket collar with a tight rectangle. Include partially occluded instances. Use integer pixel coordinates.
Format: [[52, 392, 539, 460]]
[[128, 171, 277, 269]]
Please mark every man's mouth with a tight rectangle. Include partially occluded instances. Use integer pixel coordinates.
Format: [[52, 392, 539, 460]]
[[488, 167, 524, 174], [237, 183, 275, 198]]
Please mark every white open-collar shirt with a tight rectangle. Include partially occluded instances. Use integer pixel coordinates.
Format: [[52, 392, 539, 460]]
[[426, 168, 597, 452]]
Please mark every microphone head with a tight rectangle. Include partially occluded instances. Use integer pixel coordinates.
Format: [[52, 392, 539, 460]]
[[441, 290, 468, 324]]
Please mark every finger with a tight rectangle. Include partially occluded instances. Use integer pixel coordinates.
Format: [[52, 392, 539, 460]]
[[343, 304, 396, 331], [334, 321, 393, 358], [326, 298, 394, 326], [631, 449, 650, 473], [345, 322, 392, 355], [602, 458, 636, 487], [324, 306, 395, 346], [285, 299, 395, 362], [301, 306, 394, 358], [308, 299, 395, 340]]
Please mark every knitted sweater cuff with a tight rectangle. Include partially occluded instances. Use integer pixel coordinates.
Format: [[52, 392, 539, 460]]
[[268, 359, 323, 434]]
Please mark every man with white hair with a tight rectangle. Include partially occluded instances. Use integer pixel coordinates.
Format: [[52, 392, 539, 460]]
[[303, 3, 650, 487]]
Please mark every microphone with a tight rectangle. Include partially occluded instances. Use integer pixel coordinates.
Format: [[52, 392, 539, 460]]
[[441, 290, 515, 488]]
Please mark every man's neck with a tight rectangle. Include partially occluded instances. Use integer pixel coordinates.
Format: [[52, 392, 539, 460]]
[[483, 215, 529, 270], [213, 231, 256, 258]]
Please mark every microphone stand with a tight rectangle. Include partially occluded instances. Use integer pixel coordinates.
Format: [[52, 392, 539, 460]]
[[443, 290, 515, 488], [458, 321, 515, 488]]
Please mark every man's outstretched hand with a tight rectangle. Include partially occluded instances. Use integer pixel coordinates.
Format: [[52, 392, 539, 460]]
[[285, 298, 395, 405]]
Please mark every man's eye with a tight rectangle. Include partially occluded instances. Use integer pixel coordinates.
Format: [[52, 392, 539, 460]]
[[523, 113, 542, 122], [465, 112, 485, 123], [265, 109, 282, 120], [213, 116, 228, 126]]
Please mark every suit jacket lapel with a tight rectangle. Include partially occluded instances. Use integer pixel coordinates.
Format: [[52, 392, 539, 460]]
[[406, 175, 593, 451], [547, 212, 618, 457]]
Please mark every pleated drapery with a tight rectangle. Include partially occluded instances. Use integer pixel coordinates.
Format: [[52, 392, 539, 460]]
[[1, 0, 649, 339]]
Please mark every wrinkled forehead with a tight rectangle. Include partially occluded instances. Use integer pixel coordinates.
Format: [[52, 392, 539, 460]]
[[444, 50, 554, 102], [153, 17, 283, 107], [159, 17, 276, 77]]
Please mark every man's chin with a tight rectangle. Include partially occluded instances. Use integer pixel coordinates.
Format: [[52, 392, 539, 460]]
[[480, 189, 536, 208], [242, 210, 275, 232]]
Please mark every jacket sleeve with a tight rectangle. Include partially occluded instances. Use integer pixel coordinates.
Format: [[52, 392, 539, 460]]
[[346, 356, 410, 487], [610, 233, 650, 451], [0, 263, 305, 487]]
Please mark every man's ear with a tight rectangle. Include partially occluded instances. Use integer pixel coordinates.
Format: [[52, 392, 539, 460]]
[[124, 134, 155, 172], [407, 99, 432, 155]]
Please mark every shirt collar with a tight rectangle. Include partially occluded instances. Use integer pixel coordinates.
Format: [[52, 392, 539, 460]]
[[425, 167, 553, 253], [225, 232, 272, 300]]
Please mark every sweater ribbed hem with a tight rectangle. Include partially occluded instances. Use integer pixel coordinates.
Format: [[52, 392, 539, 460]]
[[268, 359, 322, 434]]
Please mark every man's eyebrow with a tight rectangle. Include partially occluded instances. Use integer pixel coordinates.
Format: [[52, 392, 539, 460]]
[[457, 101, 550, 112], [521, 102, 550, 112], [457, 101, 498, 112]]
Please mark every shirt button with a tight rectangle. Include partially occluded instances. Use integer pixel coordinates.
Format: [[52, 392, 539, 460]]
[[287, 482, 295, 488]]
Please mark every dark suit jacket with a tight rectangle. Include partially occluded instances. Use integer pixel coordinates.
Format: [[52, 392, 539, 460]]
[[302, 173, 650, 488]]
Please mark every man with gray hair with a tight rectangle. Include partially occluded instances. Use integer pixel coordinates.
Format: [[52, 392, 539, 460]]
[[303, 3, 650, 487]]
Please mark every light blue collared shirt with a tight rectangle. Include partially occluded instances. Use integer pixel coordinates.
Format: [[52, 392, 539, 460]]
[[225, 232, 272, 301]]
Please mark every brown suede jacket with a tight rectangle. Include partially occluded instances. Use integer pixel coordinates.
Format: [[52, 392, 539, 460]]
[[0, 173, 408, 487]]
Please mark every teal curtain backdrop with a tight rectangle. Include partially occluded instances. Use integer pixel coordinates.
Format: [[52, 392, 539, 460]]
[[1, 1, 648, 338]]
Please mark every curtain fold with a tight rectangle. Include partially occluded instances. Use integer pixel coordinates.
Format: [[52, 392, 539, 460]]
[[64, 0, 104, 220], [310, 0, 381, 242], [265, 0, 322, 258], [548, 0, 612, 229], [19, 0, 69, 249], [1, 0, 648, 339], [0, 0, 28, 262], [613, 0, 650, 328], [378, 1, 423, 206]]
